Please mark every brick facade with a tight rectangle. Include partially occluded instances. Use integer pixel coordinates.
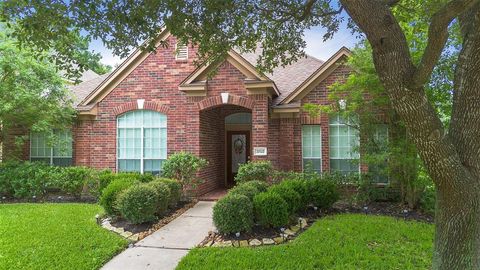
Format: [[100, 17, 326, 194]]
[[4, 35, 363, 196]]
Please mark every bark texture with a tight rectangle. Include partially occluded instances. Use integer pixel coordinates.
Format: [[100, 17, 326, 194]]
[[339, 0, 480, 269]]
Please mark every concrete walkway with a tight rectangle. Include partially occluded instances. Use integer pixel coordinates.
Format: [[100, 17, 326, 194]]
[[102, 201, 215, 270]]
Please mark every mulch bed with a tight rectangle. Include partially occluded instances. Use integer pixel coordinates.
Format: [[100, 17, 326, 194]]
[[200, 200, 434, 247]]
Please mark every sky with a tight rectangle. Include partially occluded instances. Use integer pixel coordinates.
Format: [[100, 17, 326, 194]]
[[89, 23, 360, 67]]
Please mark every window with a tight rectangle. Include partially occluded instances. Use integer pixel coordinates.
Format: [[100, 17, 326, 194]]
[[175, 43, 188, 60], [30, 130, 73, 166], [117, 110, 167, 174], [369, 124, 389, 183], [302, 125, 322, 174], [329, 115, 360, 175]]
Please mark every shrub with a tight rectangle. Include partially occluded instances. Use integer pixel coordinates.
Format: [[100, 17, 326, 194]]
[[253, 191, 289, 228], [228, 183, 261, 201], [213, 194, 254, 234], [278, 179, 309, 209], [116, 184, 159, 224], [146, 180, 171, 214], [305, 179, 339, 209], [234, 161, 273, 184], [162, 152, 208, 197], [420, 185, 435, 216], [243, 180, 269, 193], [137, 173, 155, 183], [156, 178, 182, 208], [268, 184, 302, 214], [53, 166, 94, 197], [1, 161, 57, 198], [99, 177, 137, 216]]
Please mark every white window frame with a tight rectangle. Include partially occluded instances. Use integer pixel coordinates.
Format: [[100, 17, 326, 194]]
[[30, 130, 73, 166], [175, 42, 188, 60], [329, 115, 361, 174], [116, 110, 167, 174], [302, 125, 322, 174]]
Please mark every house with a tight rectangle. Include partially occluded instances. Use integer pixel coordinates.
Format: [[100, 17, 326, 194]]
[[4, 29, 365, 196]]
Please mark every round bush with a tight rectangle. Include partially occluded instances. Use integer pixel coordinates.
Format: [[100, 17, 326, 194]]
[[156, 178, 182, 207], [279, 179, 309, 209], [147, 180, 171, 214], [234, 161, 273, 184], [228, 183, 260, 200], [253, 192, 289, 228], [116, 184, 159, 224], [306, 179, 339, 209], [213, 194, 254, 234], [243, 180, 269, 193], [99, 178, 136, 216], [268, 184, 302, 214]]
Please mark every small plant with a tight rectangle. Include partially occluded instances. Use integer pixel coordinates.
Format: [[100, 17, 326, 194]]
[[116, 184, 159, 224], [156, 178, 182, 208], [420, 185, 436, 216], [99, 177, 137, 216], [268, 184, 302, 214], [253, 191, 289, 228], [162, 152, 208, 197], [234, 161, 273, 184], [146, 180, 171, 215], [213, 194, 254, 234], [305, 179, 339, 210]]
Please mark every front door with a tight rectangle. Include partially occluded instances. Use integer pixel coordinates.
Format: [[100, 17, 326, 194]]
[[226, 131, 250, 187]]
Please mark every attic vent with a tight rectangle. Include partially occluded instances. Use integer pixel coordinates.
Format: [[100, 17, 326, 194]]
[[175, 43, 188, 60]]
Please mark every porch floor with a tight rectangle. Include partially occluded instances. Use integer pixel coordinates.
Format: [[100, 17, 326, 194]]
[[198, 188, 228, 201]]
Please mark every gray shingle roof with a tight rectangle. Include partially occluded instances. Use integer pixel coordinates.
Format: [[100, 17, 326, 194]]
[[239, 50, 324, 105], [68, 72, 111, 107]]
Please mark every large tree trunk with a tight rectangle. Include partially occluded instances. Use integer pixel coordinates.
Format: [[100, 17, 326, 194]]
[[340, 0, 480, 269]]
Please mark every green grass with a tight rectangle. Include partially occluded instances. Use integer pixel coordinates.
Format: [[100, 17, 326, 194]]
[[177, 214, 434, 270], [0, 203, 127, 270]]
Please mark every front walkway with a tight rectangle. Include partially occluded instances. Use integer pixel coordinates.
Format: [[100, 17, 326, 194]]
[[102, 201, 215, 270]]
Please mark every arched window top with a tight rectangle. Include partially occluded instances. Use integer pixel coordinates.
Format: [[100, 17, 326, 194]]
[[225, 112, 252, 124], [117, 110, 167, 128]]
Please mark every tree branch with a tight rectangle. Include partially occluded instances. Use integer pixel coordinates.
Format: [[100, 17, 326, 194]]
[[410, 0, 479, 89]]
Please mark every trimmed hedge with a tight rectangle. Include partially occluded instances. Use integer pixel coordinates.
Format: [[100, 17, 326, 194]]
[[99, 178, 137, 216], [253, 191, 289, 228], [228, 183, 260, 201], [147, 180, 171, 214], [278, 179, 309, 209], [306, 179, 339, 209], [116, 184, 159, 224], [156, 178, 182, 207], [234, 161, 273, 184], [213, 194, 254, 234], [268, 184, 302, 214], [243, 180, 269, 193]]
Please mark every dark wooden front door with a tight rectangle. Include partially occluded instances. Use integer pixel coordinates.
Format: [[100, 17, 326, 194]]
[[226, 131, 250, 187]]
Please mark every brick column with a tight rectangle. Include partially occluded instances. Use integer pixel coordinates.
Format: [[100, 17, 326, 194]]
[[279, 118, 295, 171], [251, 94, 269, 161], [73, 119, 93, 166]]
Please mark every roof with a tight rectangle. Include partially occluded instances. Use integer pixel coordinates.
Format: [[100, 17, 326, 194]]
[[68, 29, 349, 111], [68, 72, 111, 107], [239, 49, 324, 105]]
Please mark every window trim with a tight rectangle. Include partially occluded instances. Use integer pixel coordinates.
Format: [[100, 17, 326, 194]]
[[29, 130, 73, 166], [301, 125, 322, 174], [116, 110, 167, 174]]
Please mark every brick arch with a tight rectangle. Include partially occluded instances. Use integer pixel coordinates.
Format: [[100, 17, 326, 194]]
[[197, 94, 255, 111], [113, 101, 170, 116]]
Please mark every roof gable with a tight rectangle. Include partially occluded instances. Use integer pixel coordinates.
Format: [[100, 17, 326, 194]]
[[279, 47, 352, 105]]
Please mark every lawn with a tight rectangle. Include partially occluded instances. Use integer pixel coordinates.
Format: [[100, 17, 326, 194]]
[[0, 203, 127, 270], [177, 214, 434, 270]]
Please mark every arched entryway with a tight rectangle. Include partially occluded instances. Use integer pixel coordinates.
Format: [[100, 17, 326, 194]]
[[199, 104, 252, 192]]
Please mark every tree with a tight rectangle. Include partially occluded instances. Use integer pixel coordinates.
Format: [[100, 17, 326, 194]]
[[0, 29, 75, 158], [2, 0, 479, 268]]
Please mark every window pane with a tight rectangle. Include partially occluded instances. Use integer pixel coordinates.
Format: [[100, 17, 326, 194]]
[[302, 125, 322, 173], [31, 158, 50, 164], [53, 158, 73, 167], [118, 159, 141, 172], [144, 159, 163, 175], [330, 159, 359, 175], [303, 159, 321, 174]]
